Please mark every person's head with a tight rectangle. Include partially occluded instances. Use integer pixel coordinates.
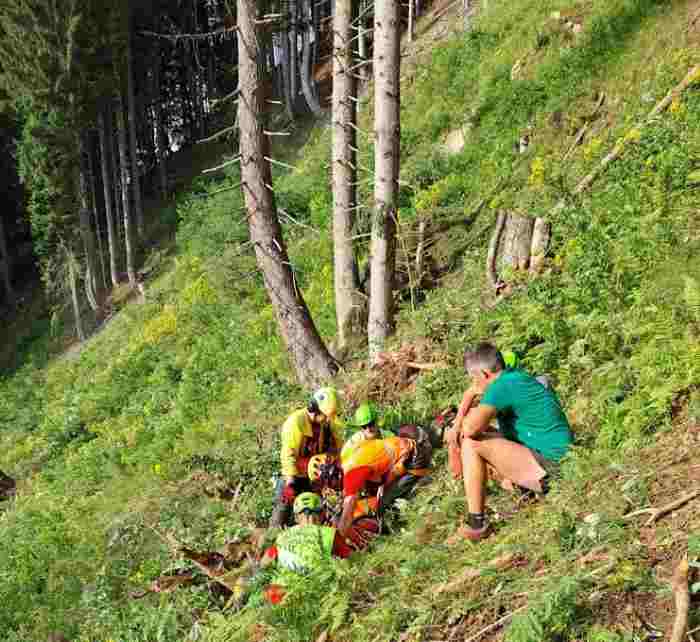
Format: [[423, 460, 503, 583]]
[[307, 453, 343, 491], [307, 387, 339, 423], [353, 402, 380, 438], [293, 492, 322, 525], [463, 342, 505, 393]]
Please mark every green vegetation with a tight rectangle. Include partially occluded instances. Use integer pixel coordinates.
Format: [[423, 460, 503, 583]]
[[0, 0, 698, 640]]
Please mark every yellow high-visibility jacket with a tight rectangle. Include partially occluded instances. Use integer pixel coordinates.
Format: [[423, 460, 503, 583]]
[[280, 409, 344, 478]]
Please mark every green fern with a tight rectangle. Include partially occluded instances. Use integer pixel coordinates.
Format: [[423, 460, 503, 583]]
[[504, 577, 582, 642], [683, 275, 700, 323]]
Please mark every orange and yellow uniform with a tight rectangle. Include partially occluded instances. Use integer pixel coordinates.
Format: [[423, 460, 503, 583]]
[[340, 436, 420, 496], [280, 409, 344, 479]]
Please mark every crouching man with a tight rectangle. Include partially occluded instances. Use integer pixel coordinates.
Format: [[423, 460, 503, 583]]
[[445, 342, 572, 542]]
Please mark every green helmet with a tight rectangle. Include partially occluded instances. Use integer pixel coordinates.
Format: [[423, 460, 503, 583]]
[[293, 492, 322, 515], [353, 402, 378, 427], [502, 350, 519, 369]]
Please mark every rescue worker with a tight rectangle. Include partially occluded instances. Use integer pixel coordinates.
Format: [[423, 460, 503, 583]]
[[341, 402, 382, 458], [261, 492, 379, 603], [270, 387, 344, 528], [335, 432, 432, 536]]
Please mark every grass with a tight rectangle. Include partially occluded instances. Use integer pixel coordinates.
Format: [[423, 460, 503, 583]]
[[0, 0, 699, 640]]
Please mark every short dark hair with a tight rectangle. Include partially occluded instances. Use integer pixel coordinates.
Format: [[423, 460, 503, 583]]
[[463, 342, 505, 373]]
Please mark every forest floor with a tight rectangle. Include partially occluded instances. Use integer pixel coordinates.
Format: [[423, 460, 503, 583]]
[[0, 0, 699, 641]]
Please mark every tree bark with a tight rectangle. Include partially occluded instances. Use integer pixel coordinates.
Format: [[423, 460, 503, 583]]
[[301, 0, 322, 114], [78, 134, 101, 311], [368, 0, 401, 364], [278, 30, 295, 119], [0, 213, 14, 305], [289, 0, 298, 106], [98, 105, 120, 287], [529, 217, 550, 274], [86, 133, 108, 292], [408, 0, 415, 42], [152, 40, 169, 200], [116, 93, 137, 285], [126, 9, 145, 240], [333, 0, 363, 351], [358, 0, 368, 82], [237, 0, 338, 388], [67, 248, 85, 342]]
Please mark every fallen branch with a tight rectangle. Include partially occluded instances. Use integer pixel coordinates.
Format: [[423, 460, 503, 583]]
[[464, 605, 528, 642], [406, 361, 447, 371], [552, 65, 700, 216], [670, 555, 689, 642], [624, 489, 700, 526], [486, 211, 507, 290]]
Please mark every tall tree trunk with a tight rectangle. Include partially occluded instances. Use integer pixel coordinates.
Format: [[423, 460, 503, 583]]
[[278, 30, 295, 119], [333, 0, 363, 351], [116, 93, 137, 285], [86, 133, 108, 292], [358, 0, 368, 82], [237, 0, 337, 388], [152, 40, 169, 200], [98, 105, 120, 287], [67, 247, 85, 342], [408, 0, 415, 42], [289, 0, 298, 106], [368, 0, 401, 363], [0, 213, 14, 305], [78, 134, 101, 312], [126, 11, 145, 240], [300, 0, 322, 114]]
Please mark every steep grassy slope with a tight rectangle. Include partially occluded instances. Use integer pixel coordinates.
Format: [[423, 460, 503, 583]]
[[0, 0, 698, 641]]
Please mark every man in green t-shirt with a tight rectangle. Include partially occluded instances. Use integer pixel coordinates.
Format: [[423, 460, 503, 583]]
[[445, 342, 572, 542]]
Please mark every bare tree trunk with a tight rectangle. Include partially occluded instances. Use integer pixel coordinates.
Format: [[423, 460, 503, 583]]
[[0, 213, 14, 305], [98, 106, 120, 287], [408, 0, 415, 42], [116, 93, 137, 285], [358, 0, 368, 82], [278, 31, 295, 119], [333, 0, 363, 351], [289, 0, 298, 106], [78, 134, 101, 312], [301, 0, 322, 114], [86, 133, 108, 292], [152, 40, 169, 200], [126, 12, 145, 240], [368, 0, 401, 364], [237, 0, 338, 387], [67, 247, 85, 342]]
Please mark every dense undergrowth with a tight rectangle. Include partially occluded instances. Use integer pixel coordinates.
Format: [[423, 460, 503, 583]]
[[0, 0, 699, 640]]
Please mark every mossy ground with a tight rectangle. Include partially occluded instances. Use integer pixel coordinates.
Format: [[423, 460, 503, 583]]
[[0, 0, 698, 640]]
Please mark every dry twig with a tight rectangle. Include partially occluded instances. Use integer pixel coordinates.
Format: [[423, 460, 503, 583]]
[[463, 605, 528, 642], [624, 489, 700, 526]]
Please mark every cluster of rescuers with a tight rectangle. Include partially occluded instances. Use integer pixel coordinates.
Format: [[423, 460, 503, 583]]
[[256, 342, 572, 603]]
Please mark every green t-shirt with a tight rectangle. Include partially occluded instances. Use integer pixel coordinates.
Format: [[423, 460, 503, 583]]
[[480, 368, 572, 461]]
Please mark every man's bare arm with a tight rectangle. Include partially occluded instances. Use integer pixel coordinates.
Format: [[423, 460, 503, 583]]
[[462, 404, 497, 439]]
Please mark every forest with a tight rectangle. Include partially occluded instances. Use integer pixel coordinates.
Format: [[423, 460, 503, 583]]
[[0, 0, 698, 641]]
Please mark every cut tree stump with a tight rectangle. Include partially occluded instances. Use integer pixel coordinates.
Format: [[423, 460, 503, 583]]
[[486, 211, 551, 289]]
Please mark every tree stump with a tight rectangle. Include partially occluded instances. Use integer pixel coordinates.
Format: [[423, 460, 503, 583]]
[[487, 211, 551, 289]]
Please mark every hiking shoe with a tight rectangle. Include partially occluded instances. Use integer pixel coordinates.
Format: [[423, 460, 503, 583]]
[[447, 523, 490, 545]]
